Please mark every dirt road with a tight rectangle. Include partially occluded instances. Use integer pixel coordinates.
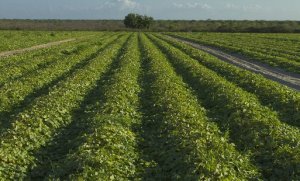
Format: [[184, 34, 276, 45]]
[[169, 36, 300, 91], [0, 38, 76, 58]]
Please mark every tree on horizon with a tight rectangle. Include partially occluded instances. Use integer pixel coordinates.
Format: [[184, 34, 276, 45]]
[[124, 13, 154, 29]]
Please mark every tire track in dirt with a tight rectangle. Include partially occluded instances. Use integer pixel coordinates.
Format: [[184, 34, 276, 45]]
[[169, 36, 300, 91], [0, 38, 76, 58]]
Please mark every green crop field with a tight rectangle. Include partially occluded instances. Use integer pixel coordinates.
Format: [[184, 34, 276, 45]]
[[0, 31, 300, 180], [0, 31, 95, 52], [168, 32, 300, 74]]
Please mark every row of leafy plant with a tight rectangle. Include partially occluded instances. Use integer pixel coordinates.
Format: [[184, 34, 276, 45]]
[[0, 33, 130, 179], [0, 30, 96, 52], [0, 33, 121, 134], [147, 33, 300, 180], [0, 33, 110, 87], [45, 33, 143, 180], [0, 33, 119, 125], [139, 33, 260, 180], [155, 33, 300, 128], [175, 33, 300, 60], [194, 33, 300, 59], [168, 32, 300, 74]]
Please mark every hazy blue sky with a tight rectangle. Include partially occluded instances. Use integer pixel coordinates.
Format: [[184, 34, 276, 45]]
[[0, 0, 299, 20]]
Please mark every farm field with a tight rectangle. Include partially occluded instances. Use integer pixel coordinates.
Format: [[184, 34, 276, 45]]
[[0, 30, 95, 52], [0, 31, 300, 180], [168, 32, 300, 74]]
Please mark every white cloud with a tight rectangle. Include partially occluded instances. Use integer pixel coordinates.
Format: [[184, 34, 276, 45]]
[[202, 4, 211, 9], [243, 4, 262, 11], [88, 0, 139, 11], [173, 3, 184, 8], [173, 2, 212, 9], [225, 3, 239, 9], [117, 0, 139, 10], [225, 3, 262, 11]]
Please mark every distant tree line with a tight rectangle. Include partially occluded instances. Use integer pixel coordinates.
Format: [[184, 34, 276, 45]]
[[124, 13, 154, 29], [0, 19, 300, 33]]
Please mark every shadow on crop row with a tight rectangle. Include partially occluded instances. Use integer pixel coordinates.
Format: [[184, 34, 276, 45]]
[[137, 35, 194, 180], [26, 35, 128, 180], [149, 34, 298, 179], [0, 35, 120, 135]]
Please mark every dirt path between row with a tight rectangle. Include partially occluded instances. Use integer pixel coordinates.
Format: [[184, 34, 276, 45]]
[[169, 36, 300, 91], [0, 38, 76, 58]]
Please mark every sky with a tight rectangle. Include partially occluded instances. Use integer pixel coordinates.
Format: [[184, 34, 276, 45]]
[[0, 0, 299, 20]]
